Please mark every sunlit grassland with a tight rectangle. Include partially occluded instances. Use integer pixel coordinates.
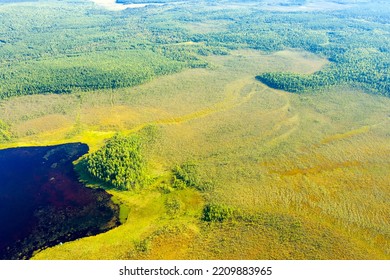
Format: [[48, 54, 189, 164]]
[[31, 185, 204, 260], [1, 49, 389, 259], [0, 49, 327, 148]]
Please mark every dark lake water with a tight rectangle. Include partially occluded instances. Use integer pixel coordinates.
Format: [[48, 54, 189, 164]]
[[0, 143, 120, 259]]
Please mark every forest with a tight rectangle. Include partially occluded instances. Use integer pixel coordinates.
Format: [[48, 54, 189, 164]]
[[0, 0, 389, 100]]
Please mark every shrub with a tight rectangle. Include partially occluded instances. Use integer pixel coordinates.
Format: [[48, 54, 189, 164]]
[[202, 204, 235, 222], [172, 162, 213, 191]]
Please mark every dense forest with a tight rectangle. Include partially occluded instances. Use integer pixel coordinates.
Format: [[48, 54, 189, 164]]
[[85, 134, 148, 190], [0, 0, 389, 100]]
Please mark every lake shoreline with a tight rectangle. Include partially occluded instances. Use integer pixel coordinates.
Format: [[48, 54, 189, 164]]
[[0, 143, 120, 260]]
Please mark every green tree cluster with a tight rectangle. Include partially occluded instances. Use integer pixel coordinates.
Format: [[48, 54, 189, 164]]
[[85, 134, 147, 190], [202, 203, 235, 222], [256, 50, 389, 96], [0, 50, 184, 99]]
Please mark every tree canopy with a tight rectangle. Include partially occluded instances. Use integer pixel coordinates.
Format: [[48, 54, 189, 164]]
[[85, 134, 148, 190]]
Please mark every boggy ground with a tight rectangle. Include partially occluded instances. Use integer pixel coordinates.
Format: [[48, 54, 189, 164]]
[[1, 49, 389, 259]]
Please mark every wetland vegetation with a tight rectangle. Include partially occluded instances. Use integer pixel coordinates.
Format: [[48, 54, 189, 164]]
[[0, 0, 389, 259]]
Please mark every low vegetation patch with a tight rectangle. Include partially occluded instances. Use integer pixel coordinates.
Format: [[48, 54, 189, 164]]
[[0, 120, 13, 143], [172, 162, 213, 191]]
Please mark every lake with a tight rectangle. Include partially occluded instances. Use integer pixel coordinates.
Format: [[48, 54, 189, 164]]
[[90, 0, 164, 11], [0, 143, 120, 259]]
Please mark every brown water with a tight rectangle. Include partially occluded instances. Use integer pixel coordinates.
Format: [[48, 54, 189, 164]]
[[0, 143, 120, 259]]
